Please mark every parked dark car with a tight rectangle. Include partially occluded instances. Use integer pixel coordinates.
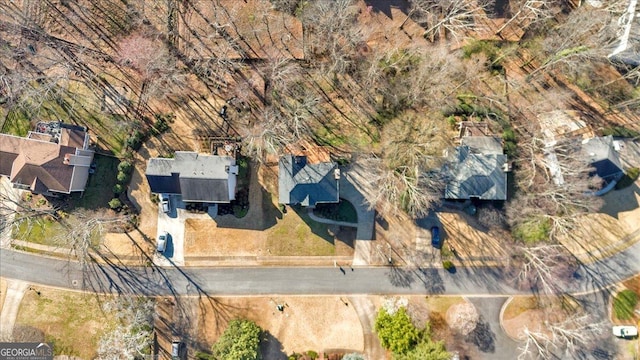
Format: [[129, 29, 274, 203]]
[[431, 226, 442, 248]]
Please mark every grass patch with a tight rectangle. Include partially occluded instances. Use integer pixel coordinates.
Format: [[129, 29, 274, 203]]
[[13, 217, 67, 246], [601, 126, 640, 138], [615, 168, 639, 190], [12, 216, 101, 248], [313, 199, 358, 223], [266, 206, 335, 256], [513, 217, 550, 244], [2, 108, 32, 136], [503, 296, 538, 321], [424, 296, 464, 315], [613, 289, 639, 321], [72, 154, 121, 209], [15, 288, 113, 358]]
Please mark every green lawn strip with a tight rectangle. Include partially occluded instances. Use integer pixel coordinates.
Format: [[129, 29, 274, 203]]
[[2, 108, 31, 136], [13, 217, 66, 246], [613, 289, 639, 321], [266, 208, 335, 256]]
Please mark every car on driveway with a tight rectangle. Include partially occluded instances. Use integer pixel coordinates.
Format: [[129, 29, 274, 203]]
[[171, 341, 184, 359], [613, 325, 638, 338], [431, 226, 442, 248], [160, 194, 170, 213], [157, 231, 169, 253]]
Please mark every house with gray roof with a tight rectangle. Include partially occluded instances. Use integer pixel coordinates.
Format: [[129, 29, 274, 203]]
[[444, 136, 508, 201], [0, 122, 93, 196], [146, 152, 238, 203], [278, 155, 340, 207], [581, 136, 624, 183]]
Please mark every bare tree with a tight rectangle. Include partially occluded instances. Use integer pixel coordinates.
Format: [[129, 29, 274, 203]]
[[517, 311, 606, 359], [407, 0, 485, 42], [446, 301, 480, 336], [496, 0, 561, 37], [240, 106, 294, 161], [527, 3, 622, 79], [97, 295, 155, 360], [301, 0, 366, 75], [511, 245, 578, 295], [507, 133, 603, 241], [518, 326, 552, 360]]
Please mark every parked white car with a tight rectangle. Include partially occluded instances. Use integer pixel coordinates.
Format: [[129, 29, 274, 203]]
[[612, 325, 638, 338], [160, 194, 170, 213], [157, 232, 169, 253]]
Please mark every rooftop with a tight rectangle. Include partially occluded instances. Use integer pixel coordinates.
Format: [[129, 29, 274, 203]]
[[278, 155, 339, 207]]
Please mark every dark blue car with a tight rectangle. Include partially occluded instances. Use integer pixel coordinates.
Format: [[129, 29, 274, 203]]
[[431, 226, 442, 248]]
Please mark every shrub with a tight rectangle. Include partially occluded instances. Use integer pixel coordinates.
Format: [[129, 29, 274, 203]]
[[615, 167, 639, 190], [117, 161, 133, 174], [125, 130, 143, 150], [108, 198, 122, 210], [117, 171, 129, 183], [113, 184, 125, 194], [195, 351, 214, 360], [212, 319, 262, 360], [613, 289, 639, 320]]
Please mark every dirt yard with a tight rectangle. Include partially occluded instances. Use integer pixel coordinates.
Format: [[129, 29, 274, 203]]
[[13, 287, 112, 359], [156, 296, 365, 359]]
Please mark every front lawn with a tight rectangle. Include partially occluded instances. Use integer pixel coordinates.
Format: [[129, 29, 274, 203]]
[[265, 207, 335, 256], [15, 287, 114, 358], [72, 154, 121, 209], [13, 217, 66, 246]]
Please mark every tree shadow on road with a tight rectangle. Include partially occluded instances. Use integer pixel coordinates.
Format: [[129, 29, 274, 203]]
[[386, 265, 415, 288], [414, 267, 445, 294]]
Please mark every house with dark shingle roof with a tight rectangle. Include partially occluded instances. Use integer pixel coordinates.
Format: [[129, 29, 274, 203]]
[[145, 152, 238, 203], [278, 155, 340, 207], [444, 135, 508, 201], [0, 123, 94, 195]]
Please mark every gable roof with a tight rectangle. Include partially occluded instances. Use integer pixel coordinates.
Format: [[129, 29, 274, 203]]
[[0, 131, 91, 194], [278, 155, 339, 206], [445, 141, 508, 201], [582, 136, 624, 181], [145, 152, 237, 203]]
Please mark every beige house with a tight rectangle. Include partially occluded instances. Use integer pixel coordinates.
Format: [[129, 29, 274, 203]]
[[0, 122, 94, 195]]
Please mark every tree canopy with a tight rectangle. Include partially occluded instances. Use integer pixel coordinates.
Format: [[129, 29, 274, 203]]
[[212, 319, 263, 360], [393, 338, 451, 360], [374, 306, 420, 354]]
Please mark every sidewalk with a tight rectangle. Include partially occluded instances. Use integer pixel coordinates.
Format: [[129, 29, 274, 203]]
[[0, 280, 28, 339]]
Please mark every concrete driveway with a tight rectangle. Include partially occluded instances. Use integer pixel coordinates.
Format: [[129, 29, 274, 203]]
[[154, 195, 186, 267]]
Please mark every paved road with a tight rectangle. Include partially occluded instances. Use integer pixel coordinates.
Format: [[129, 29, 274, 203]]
[[3, 235, 640, 296], [0, 248, 526, 296]]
